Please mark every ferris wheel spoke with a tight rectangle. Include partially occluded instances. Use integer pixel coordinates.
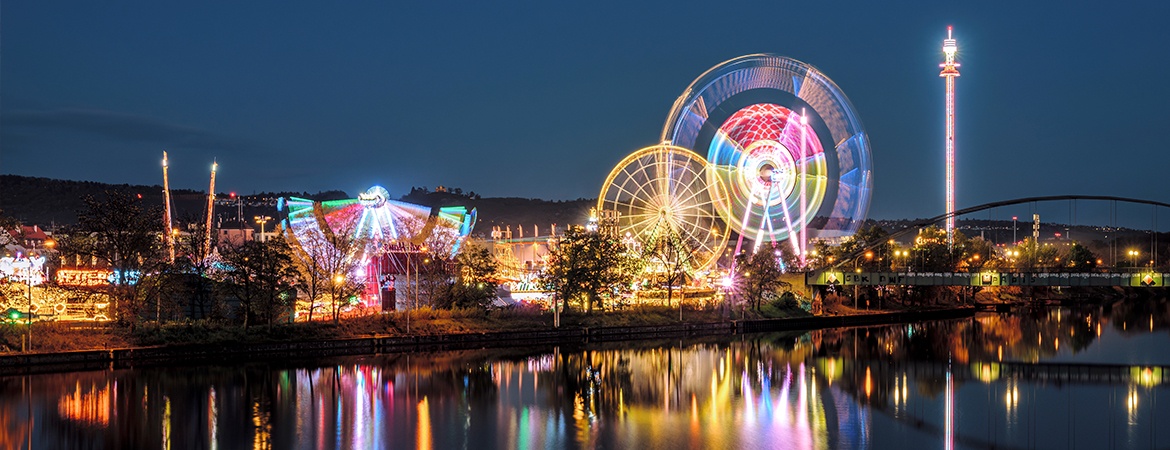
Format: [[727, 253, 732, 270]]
[[610, 182, 654, 208], [669, 183, 715, 212], [626, 213, 665, 233]]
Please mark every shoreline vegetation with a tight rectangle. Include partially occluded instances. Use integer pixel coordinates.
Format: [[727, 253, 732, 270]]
[[1, 302, 974, 375]]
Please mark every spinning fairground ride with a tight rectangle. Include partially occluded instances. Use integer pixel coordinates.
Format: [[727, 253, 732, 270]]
[[600, 54, 873, 283], [279, 186, 475, 313]]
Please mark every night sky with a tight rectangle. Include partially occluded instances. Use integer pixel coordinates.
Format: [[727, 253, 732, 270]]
[[3, 1, 1168, 220]]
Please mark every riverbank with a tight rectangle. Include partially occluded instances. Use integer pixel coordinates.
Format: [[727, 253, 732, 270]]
[[0, 306, 973, 375]]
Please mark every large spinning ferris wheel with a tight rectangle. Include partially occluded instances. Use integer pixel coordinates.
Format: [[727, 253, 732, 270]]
[[600, 54, 873, 273], [598, 144, 729, 273]]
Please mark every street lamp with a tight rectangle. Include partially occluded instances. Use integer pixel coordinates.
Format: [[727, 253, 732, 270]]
[[254, 216, 272, 242], [1128, 250, 1138, 269]]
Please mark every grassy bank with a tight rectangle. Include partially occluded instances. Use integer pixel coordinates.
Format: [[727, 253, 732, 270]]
[[2, 303, 813, 354]]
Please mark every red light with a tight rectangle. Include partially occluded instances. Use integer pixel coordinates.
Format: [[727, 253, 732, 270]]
[[137, 193, 142, 199], [230, 192, 236, 198], [1012, 216, 1017, 220]]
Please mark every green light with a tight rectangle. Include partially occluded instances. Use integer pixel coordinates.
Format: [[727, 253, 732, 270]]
[[9, 311, 20, 320]]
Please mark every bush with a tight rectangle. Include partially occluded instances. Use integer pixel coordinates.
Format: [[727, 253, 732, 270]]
[[777, 291, 798, 309]]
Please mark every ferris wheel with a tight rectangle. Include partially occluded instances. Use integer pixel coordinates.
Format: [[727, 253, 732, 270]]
[[598, 144, 729, 273], [661, 54, 873, 260]]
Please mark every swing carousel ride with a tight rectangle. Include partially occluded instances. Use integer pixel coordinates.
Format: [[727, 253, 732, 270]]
[[279, 186, 475, 309]]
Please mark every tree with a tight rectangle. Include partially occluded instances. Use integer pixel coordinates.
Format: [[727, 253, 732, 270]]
[[60, 191, 163, 327], [0, 209, 19, 247], [171, 215, 221, 320], [290, 223, 367, 323], [736, 251, 789, 311], [1014, 237, 1058, 271], [849, 224, 891, 272], [909, 226, 961, 272], [220, 237, 299, 329], [541, 227, 641, 313], [1065, 243, 1098, 271], [957, 235, 995, 272], [434, 241, 499, 310], [640, 228, 697, 309], [415, 249, 452, 308]]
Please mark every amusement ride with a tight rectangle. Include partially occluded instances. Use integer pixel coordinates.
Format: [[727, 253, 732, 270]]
[[600, 54, 874, 284]]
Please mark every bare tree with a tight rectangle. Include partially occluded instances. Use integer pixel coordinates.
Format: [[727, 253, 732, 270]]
[[171, 215, 221, 320], [60, 191, 163, 328], [289, 223, 367, 323], [641, 228, 697, 310], [220, 237, 299, 329]]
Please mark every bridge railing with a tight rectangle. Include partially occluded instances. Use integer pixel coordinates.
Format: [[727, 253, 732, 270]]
[[807, 270, 1167, 287]]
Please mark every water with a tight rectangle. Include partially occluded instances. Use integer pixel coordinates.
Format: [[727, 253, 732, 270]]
[[3, 303, 1169, 449]]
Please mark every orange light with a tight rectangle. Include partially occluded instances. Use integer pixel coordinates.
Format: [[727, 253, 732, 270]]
[[57, 269, 114, 287]]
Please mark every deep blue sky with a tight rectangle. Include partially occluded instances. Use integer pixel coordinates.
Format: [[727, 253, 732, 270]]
[[3, 1, 1168, 220]]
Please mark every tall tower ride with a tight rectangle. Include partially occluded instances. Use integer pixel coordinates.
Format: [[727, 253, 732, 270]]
[[940, 26, 960, 248]]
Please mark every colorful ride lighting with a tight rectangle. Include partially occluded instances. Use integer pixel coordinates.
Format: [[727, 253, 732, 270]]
[[281, 185, 476, 276], [661, 54, 873, 253], [708, 104, 828, 245]]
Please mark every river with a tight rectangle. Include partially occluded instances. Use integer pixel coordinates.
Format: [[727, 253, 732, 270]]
[[3, 303, 1169, 449]]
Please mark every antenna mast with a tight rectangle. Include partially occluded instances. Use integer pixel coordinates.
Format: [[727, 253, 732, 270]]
[[203, 160, 218, 257], [162, 152, 175, 262]]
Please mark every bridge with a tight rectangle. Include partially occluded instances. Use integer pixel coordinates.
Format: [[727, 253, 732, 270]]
[[808, 270, 1167, 287], [825, 195, 1170, 269], [806, 195, 1169, 287]]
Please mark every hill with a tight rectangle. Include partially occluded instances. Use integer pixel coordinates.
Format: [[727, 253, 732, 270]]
[[0, 175, 593, 236]]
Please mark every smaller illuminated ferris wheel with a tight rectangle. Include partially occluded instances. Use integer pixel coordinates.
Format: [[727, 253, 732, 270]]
[[598, 144, 729, 273]]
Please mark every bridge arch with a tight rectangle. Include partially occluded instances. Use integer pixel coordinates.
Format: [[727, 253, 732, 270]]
[[827, 195, 1170, 270]]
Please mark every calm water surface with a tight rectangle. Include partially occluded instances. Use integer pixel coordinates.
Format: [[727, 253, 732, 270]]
[[3, 303, 1170, 449]]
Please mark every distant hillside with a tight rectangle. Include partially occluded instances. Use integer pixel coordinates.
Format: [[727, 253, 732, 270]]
[[0, 175, 594, 236], [0, 175, 347, 227], [400, 190, 593, 237]]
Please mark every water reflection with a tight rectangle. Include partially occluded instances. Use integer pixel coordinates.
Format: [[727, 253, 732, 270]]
[[3, 301, 1170, 449]]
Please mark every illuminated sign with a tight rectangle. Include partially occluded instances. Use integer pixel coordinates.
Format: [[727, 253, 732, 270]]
[[56, 268, 141, 287], [358, 186, 389, 208], [57, 269, 113, 287]]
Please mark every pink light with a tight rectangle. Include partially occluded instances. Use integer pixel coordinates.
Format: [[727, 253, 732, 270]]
[[940, 26, 960, 249]]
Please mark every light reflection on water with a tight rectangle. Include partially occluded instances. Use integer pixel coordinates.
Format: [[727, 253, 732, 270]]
[[3, 304, 1170, 449]]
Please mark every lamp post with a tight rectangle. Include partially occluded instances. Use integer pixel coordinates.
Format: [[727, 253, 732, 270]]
[[1128, 250, 1138, 270], [26, 261, 33, 352], [254, 216, 272, 242], [405, 253, 410, 334]]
